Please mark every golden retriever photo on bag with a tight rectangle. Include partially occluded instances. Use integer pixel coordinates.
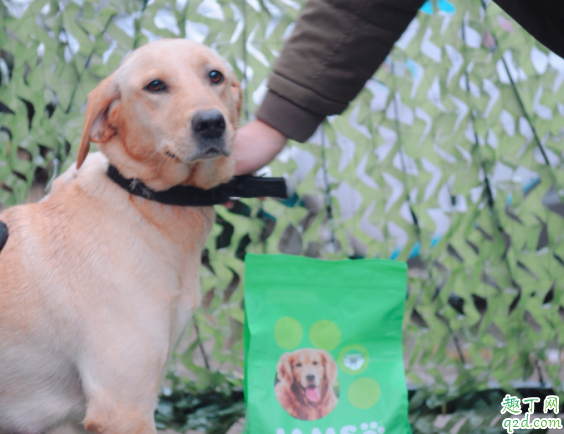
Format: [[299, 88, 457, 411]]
[[274, 348, 338, 420]]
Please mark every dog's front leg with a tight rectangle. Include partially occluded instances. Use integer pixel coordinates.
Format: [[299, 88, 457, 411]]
[[83, 401, 156, 434], [78, 330, 168, 434], [81, 368, 161, 434]]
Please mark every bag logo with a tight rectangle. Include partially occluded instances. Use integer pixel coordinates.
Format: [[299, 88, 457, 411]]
[[276, 421, 386, 434]]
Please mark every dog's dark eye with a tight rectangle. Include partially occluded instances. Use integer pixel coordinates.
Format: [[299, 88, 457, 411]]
[[313, 361, 318, 365], [209, 70, 224, 84], [295, 363, 302, 367], [145, 79, 166, 92]]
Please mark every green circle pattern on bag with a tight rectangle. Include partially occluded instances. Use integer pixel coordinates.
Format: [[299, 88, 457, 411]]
[[274, 317, 303, 350], [348, 377, 381, 409], [309, 320, 341, 351]]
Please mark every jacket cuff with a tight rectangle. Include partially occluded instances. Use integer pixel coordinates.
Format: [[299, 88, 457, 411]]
[[256, 91, 324, 143]]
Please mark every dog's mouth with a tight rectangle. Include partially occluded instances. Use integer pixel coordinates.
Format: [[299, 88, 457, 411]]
[[165, 145, 230, 164], [198, 147, 223, 159], [191, 140, 231, 161], [304, 385, 320, 402]]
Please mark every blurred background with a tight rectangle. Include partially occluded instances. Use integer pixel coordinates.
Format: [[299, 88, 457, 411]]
[[1, 0, 563, 432]]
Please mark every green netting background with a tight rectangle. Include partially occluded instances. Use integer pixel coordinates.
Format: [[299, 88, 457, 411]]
[[1, 0, 563, 432]]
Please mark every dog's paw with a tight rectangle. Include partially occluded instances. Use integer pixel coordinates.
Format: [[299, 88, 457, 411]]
[[360, 422, 385, 434]]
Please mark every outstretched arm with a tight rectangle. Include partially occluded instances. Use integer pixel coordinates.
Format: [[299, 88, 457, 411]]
[[234, 0, 425, 174]]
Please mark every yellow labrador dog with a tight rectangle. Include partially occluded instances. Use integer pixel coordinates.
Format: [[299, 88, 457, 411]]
[[0, 39, 240, 434]]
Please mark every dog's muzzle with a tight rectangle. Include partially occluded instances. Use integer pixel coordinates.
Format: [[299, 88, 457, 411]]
[[191, 109, 229, 160]]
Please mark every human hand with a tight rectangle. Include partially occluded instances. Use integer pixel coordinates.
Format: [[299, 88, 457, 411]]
[[233, 119, 287, 176]]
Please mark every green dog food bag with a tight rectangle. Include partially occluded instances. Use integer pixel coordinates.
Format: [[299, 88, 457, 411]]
[[243, 254, 410, 434]]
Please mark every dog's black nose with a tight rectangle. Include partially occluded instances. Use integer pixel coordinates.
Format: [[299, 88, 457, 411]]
[[192, 109, 226, 139], [306, 375, 315, 382]]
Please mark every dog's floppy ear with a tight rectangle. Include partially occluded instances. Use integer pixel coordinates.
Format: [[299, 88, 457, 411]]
[[277, 352, 293, 385], [320, 350, 337, 384], [77, 75, 120, 169], [229, 76, 242, 128]]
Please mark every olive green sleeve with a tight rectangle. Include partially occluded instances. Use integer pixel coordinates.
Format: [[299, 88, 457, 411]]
[[257, 0, 425, 141]]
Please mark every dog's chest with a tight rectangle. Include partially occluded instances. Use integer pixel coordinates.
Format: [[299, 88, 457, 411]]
[[114, 201, 212, 340]]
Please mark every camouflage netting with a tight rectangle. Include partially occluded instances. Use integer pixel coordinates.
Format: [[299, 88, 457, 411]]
[[1, 0, 563, 432]]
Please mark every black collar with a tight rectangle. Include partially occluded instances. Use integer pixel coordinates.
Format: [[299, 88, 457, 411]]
[[106, 164, 288, 206]]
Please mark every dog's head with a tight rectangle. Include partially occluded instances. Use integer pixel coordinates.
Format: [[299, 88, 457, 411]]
[[77, 39, 241, 190], [277, 348, 337, 404]]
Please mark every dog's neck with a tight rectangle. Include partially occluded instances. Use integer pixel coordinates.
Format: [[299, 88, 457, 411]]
[[106, 164, 288, 207]]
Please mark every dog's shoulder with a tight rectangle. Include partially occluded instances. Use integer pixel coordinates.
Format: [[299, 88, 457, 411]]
[[41, 152, 110, 205], [65, 152, 109, 193]]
